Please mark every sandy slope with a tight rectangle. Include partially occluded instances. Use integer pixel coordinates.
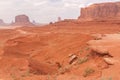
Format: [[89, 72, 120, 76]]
[[0, 21, 120, 80]]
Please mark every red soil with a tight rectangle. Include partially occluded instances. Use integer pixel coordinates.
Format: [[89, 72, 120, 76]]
[[0, 20, 120, 80]]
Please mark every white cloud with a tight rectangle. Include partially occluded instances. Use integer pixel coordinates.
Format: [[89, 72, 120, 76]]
[[33, 1, 48, 6], [64, 3, 78, 7], [0, 0, 119, 23]]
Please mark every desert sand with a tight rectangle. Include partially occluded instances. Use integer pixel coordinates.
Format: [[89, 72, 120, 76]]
[[0, 1, 120, 80]]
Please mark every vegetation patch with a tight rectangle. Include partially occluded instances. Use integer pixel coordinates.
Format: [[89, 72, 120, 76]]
[[83, 68, 95, 77], [77, 57, 88, 64]]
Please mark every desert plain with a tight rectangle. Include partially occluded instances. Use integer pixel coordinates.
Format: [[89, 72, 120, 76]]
[[0, 1, 120, 80]]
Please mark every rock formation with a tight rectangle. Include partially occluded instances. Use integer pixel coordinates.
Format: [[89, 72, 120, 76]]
[[58, 17, 61, 22], [0, 19, 7, 26], [78, 2, 120, 21], [15, 15, 30, 23], [13, 14, 33, 26], [0, 19, 4, 24]]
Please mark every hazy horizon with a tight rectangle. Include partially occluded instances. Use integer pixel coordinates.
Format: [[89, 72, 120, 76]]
[[0, 0, 119, 23]]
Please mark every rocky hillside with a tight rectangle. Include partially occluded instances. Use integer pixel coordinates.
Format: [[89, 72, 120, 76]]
[[78, 2, 120, 21]]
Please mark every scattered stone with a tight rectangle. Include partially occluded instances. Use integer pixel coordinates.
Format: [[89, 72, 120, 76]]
[[68, 53, 74, 57], [104, 58, 117, 65], [90, 46, 109, 55], [69, 54, 78, 64]]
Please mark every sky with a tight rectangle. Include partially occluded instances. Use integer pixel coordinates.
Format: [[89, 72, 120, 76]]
[[0, 0, 119, 23]]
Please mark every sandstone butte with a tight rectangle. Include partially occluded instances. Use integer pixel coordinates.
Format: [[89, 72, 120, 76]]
[[0, 1, 120, 80], [78, 2, 120, 21], [0, 19, 7, 26], [12, 14, 34, 26]]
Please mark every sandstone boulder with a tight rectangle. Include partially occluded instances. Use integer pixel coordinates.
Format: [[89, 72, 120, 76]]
[[103, 58, 117, 65]]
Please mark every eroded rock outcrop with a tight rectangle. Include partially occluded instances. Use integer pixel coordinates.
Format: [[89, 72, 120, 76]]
[[78, 2, 120, 21], [0, 19, 7, 26], [0, 19, 4, 24], [15, 15, 30, 23], [13, 15, 33, 26]]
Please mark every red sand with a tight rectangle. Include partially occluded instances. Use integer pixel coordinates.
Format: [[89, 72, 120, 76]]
[[0, 20, 120, 80]]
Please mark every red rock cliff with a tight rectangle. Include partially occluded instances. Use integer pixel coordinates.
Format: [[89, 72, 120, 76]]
[[78, 2, 120, 21]]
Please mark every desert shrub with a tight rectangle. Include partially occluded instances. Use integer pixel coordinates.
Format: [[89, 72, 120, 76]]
[[85, 47, 90, 51], [83, 68, 95, 77], [11, 74, 16, 80], [80, 50, 83, 54], [77, 57, 88, 64], [58, 65, 71, 74], [100, 77, 113, 80], [21, 70, 30, 77]]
